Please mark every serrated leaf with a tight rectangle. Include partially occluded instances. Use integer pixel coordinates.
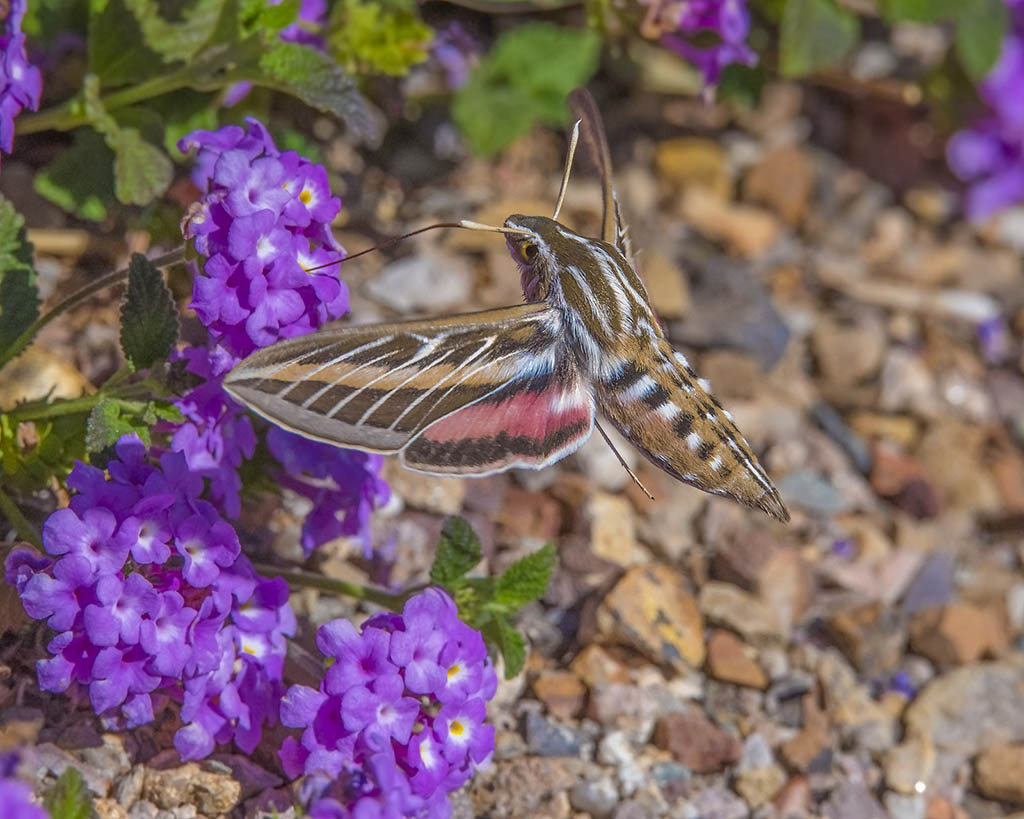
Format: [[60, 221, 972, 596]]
[[327, 0, 433, 77], [0, 196, 39, 355], [107, 126, 174, 205], [34, 129, 117, 221], [493, 617, 526, 679], [955, 0, 1009, 81], [494, 543, 556, 610], [430, 516, 483, 587], [240, 0, 299, 36], [779, 0, 859, 77], [45, 766, 96, 819], [452, 24, 600, 157], [254, 42, 383, 144], [120, 253, 178, 371], [86, 399, 147, 452], [126, 0, 229, 65]]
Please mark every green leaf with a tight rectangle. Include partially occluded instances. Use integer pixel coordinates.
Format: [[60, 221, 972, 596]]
[[45, 766, 96, 819], [0, 197, 39, 356], [254, 42, 383, 144], [452, 24, 601, 157], [88, 0, 164, 84], [127, 0, 230, 65], [85, 398, 180, 452], [779, 0, 859, 77], [494, 543, 556, 610], [107, 126, 174, 205], [879, 0, 959, 22], [954, 0, 1009, 81], [327, 0, 433, 77], [493, 617, 526, 679], [34, 129, 117, 221], [240, 0, 299, 36], [430, 516, 483, 587], [120, 253, 178, 371]]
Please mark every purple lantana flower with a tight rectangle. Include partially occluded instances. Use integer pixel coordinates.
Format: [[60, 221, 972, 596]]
[[0, 777, 47, 819], [948, 0, 1024, 218], [280, 589, 497, 816], [0, 0, 42, 158], [6, 435, 295, 760]]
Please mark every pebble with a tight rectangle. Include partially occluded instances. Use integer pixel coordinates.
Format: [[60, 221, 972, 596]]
[[128, 802, 159, 819], [683, 785, 749, 819], [570, 644, 631, 688], [743, 144, 816, 226], [35, 743, 112, 797], [775, 469, 848, 517], [364, 250, 473, 313], [586, 492, 644, 567], [643, 250, 692, 319], [523, 710, 592, 758], [884, 735, 935, 794], [902, 551, 956, 615], [974, 744, 1024, 804], [904, 663, 1024, 756], [569, 776, 619, 818], [780, 691, 832, 772], [95, 799, 129, 819], [115, 765, 146, 807], [885, 792, 928, 819], [681, 188, 781, 258], [824, 782, 888, 819], [699, 581, 784, 644], [706, 630, 768, 688], [143, 763, 241, 815], [470, 757, 588, 819], [909, 602, 1009, 668], [653, 709, 741, 773], [815, 650, 896, 752], [574, 430, 641, 495], [381, 460, 466, 515], [654, 138, 732, 200], [598, 731, 645, 796], [812, 316, 887, 391], [532, 671, 586, 721], [596, 564, 706, 671]]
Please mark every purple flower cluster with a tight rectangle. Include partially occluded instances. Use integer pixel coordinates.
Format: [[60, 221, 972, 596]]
[[176, 118, 388, 552], [280, 589, 497, 818], [180, 117, 347, 359], [0, 0, 42, 157], [431, 23, 479, 90], [948, 0, 1024, 218], [6, 435, 295, 761], [0, 779, 46, 819], [647, 0, 757, 88]]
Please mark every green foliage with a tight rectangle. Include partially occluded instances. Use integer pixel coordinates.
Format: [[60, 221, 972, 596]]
[[779, 0, 859, 77], [453, 24, 601, 157], [45, 767, 97, 819], [240, 0, 300, 36], [429, 516, 557, 678], [86, 397, 183, 452], [0, 414, 87, 493], [120, 254, 179, 371], [34, 130, 117, 222], [954, 0, 1010, 81], [327, 0, 433, 77], [0, 197, 39, 357]]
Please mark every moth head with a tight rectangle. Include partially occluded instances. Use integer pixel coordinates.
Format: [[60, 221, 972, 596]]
[[504, 214, 565, 301]]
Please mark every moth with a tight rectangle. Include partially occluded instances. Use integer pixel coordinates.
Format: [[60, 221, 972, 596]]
[[224, 89, 789, 522]]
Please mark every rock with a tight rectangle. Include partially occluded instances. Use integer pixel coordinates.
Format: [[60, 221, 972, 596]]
[[902, 552, 956, 615], [698, 351, 762, 400], [115, 766, 146, 808], [634, 474, 704, 562], [885, 792, 927, 819], [774, 776, 811, 815], [828, 602, 908, 677], [365, 250, 473, 314], [815, 650, 896, 752], [687, 785, 749, 819], [850, 412, 920, 448], [79, 734, 131, 782], [879, 348, 940, 418], [759, 547, 815, 635], [128, 802, 158, 819], [974, 744, 1024, 804], [650, 761, 691, 800], [736, 764, 786, 810], [776, 469, 848, 517], [869, 443, 941, 519], [570, 645, 631, 688], [574, 429, 640, 495], [523, 711, 591, 758], [596, 564, 705, 671], [699, 581, 784, 644], [909, 603, 1008, 669], [655, 138, 732, 200], [642, 250, 691, 320], [586, 492, 644, 567], [0, 345, 94, 407], [470, 757, 588, 819], [570, 777, 619, 818], [924, 797, 969, 819], [885, 735, 936, 794], [598, 731, 645, 796], [669, 248, 790, 370], [709, 528, 778, 591], [812, 316, 888, 392], [743, 145, 815, 225], [95, 800, 129, 819], [681, 187, 781, 258], [905, 663, 1024, 756], [495, 487, 562, 542], [381, 460, 465, 514], [653, 709, 741, 773], [0, 707, 43, 749], [35, 743, 111, 797], [917, 422, 1001, 514], [824, 782, 887, 819], [532, 671, 586, 721], [143, 763, 241, 815], [706, 630, 768, 688], [780, 691, 832, 772], [612, 801, 652, 819]]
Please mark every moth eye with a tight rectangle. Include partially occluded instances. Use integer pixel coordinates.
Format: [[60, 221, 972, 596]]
[[521, 241, 539, 261]]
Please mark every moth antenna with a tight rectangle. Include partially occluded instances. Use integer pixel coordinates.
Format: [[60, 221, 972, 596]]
[[595, 420, 655, 501], [457, 219, 532, 236], [552, 119, 581, 222]]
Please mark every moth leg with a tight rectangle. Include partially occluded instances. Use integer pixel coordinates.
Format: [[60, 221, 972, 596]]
[[594, 420, 655, 501]]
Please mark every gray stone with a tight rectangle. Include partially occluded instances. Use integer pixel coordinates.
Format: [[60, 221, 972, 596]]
[[597, 731, 644, 796], [366, 252, 473, 314], [34, 743, 111, 797], [823, 782, 886, 819], [569, 777, 619, 818], [523, 711, 591, 758], [115, 765, 145, 808], [776, 469, 848, 517], [901, 551, 955, 615], [685, 786, 749, 819], [612, 800, 652, 819], [128, 803, 158, 819], [79, 734, 132, 780]]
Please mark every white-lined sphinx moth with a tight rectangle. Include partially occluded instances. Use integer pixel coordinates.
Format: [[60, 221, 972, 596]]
[[224, 89, 789, 522]]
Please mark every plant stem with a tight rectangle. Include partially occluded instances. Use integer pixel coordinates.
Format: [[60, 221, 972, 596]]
[[5, 382, 152, 423], [0, 247, 186, 375], [0, 486, 42, 550], [253, 563, 410, 610], [17, 67, 201, 135]]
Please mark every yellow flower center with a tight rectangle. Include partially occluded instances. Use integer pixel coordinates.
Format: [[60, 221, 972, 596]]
[[450, 720, 465, 736], [447, 664, 461, 679], [300, 189, 312, 204]]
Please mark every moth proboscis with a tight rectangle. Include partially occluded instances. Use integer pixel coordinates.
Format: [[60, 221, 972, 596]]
[[224, 89, 790, 523]]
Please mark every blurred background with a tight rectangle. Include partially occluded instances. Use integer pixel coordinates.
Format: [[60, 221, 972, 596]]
[[4, 1, 1024, 818]]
